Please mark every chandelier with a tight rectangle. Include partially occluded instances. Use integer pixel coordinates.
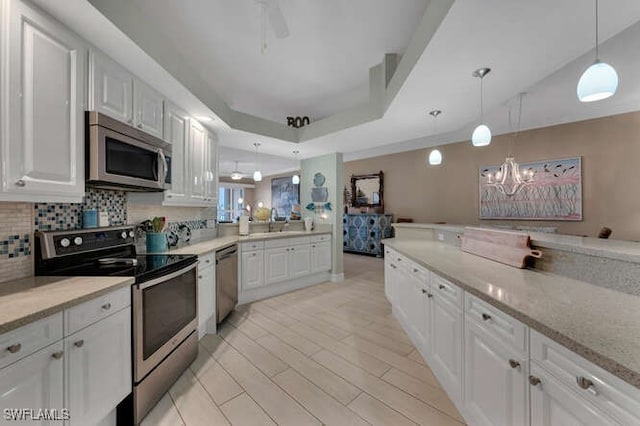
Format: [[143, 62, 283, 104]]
[[485, 93, 534, 196]]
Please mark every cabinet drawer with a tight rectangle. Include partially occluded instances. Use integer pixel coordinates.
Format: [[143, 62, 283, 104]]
[[407, 261, 430, 285], [465, 293, 527, 354], [198, 252, 215, 269], [265, 236, 311, 249], [431, 273, 463, 308], [64, 287, 131, 335], [531, 329, 640, 425], [0, 313, 63, 369], [310, 234, 331, 243], [241, 241, 264, 252]]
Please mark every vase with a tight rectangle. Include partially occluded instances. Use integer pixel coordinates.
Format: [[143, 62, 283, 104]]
[[146, 232, 168, 253]]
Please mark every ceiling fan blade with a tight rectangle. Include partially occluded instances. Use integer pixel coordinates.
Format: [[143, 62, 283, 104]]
[[265, 0, 289, 38]]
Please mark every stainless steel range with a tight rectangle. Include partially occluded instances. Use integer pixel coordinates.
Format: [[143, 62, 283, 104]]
[[35, 226, 198, 425]]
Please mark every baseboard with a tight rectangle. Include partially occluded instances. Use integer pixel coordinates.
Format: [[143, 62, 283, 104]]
[[330, 273, 344, 282], [238, 272, 331, 305]]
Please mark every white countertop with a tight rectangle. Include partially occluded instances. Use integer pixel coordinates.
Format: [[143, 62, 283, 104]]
[[392, 223, 640, 264], [383, 237, 640, 389]]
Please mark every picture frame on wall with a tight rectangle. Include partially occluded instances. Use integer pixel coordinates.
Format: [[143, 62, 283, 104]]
[[271, 176, 300, 219]]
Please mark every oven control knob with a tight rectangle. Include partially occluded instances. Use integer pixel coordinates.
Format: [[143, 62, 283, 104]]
[[128, 230, 135, 238], [60, 238, 70, 248], [73, 237, 83, 246], [121, 231, 128, 239]]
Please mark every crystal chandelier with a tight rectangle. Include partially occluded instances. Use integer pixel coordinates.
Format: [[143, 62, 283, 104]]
[[485, 93, 534, 196]]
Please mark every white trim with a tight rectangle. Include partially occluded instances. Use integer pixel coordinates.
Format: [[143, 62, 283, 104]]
[[330, 273, 344, 283]]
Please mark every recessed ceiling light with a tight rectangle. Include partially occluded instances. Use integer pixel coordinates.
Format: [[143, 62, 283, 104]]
[[195, 115, 213, 122]]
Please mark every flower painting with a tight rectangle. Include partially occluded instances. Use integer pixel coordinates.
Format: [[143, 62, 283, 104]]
[[479, 157, 582, 220]]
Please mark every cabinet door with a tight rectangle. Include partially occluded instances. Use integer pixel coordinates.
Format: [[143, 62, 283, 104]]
[[65, 308, 131, 426], [289, 244, 311, 279], [464, 320, 527, 426], [530, 364, 617, 426], [241, 251, 264, 290], [0, 342, 64, 425], [198, 266, 215, 339], [88, 50, 133, 123], [188, 120, 207, 202], [430, 293, 463, 401], [205, 131, 218, 205], [163, 102, 189, 202], [403, 273, 427, 351], [4, 0, 85, 200], [311, 241, 332, 273], [393, 267, 412, 328], [265, 247, 289, 284], [133, 79, 163, 138]]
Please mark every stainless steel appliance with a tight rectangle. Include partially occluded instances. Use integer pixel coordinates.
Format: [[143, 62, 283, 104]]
[[215, 245, 238, 323], [34, 226, 198, 425], [86, 111, 172, 191]]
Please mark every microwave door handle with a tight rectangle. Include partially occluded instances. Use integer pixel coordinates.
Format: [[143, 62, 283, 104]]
[[157, 149, 167, 184]]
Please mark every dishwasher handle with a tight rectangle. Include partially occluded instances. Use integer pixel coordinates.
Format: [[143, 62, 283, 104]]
[[216, 245, 238, 263]]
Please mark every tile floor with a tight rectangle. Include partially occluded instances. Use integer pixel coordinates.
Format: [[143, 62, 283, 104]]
[[141, 253, 465, 426]]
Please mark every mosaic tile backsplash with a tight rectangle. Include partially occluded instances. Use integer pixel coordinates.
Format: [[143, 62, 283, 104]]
[[34, 188, 127, 231], [0, 203, 33, 281]]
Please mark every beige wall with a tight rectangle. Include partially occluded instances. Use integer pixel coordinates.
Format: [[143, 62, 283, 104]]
[[345, 111, 640, 241]]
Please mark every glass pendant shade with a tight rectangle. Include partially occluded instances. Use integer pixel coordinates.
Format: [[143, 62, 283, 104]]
[[577, 61, 618, 102], [253, 170, 262, 182], [472, 124, 492, 147], [292, 174, 300, 185], [230, 161, 242, 180], [428, 149, 442, 165]]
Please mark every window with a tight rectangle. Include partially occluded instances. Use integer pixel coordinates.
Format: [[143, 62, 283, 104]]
[[218, 186, 244, 222]]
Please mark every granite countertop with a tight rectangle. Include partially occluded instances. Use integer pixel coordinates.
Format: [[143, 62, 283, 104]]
[[383, 238, 640, 389], [0, 276, 135, 334], [392, 222, 640, 264], [161, 230, 332, 256]]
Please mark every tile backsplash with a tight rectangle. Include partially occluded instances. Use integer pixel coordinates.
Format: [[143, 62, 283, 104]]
[[0, 203, 34, 282]]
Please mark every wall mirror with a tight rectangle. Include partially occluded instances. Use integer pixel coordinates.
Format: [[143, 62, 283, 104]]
[[351, 171, 384, 209]]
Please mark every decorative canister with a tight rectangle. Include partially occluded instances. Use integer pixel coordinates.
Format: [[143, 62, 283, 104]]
[[146, 232, 168, 253]]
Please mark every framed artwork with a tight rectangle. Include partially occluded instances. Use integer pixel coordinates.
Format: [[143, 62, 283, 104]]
[[479, 157, 582, 220], [271, 176, 299, 218]]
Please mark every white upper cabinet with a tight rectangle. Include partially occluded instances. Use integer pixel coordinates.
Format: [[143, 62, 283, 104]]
[[133, 79, 163, 138], [88, 49, 163, 139], [1, 0, 85, 202], [205, 130, 218, 204], [188, 119, 207, 202], [163, 102, 189, 203], [88, 49, 133, 124]]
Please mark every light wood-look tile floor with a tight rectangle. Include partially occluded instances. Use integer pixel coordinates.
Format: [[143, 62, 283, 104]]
[[141, 254, 465, 426]]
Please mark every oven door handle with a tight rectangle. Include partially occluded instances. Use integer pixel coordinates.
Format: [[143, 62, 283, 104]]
[[137, 262, 197, 290]]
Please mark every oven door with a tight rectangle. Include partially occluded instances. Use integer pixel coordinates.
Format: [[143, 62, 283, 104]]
[[133, 263, 198, 382], [88, 123, 168, 190]]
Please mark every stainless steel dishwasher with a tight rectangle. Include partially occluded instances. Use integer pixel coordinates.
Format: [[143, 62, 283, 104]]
[[216, 244, 238, 323]]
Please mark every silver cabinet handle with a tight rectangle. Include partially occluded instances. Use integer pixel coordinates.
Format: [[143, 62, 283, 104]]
[[7, 343, 21, 353], [413, 268, 418, 273], [390, 264, 397, 269], [312, 244, 316, 248], [421, 289, 427, 294], [397, 258, 402, 262], [198, 275, 203, 279], [15, 180, 25, 187], [51, 351, 63, 360], [74, 340, 84, 348], [137, 123, 143, 129], [101, 303, 111, 311], [206, 259, 211, 263], [438, 284, 446, 290], [252, 253, 256, 257], [576, 376, 598, 395], [127, 118, 133, 124], [291, 247, 295, 251], [509, 359, 520, 369], [427, 293, 433, 298], [286, 248, 290, 252], [482, 313, 492, 321], [529, 375, 541, 386]]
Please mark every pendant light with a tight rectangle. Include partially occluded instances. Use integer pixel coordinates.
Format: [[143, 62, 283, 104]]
[[291, 150, 300, 184], [471, 67, 492, 147], [486, 93, 534, 196], [427, 110, 443, 166], [252, 143, 262, 182], [577, 0, 618, 102], [230, 161, 243, 180]]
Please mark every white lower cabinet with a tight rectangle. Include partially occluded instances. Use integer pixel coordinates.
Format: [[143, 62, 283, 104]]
[[430, 289, 464, 402], [464, 319, 528, 426], [0, 342, 64, 425], [65, 306, 131, 426], [395, 267, 427, 351], [289, 244, 311, 279], [310, 241, 331, 273], [197, 260, 216, 339], [241, 250, 265, 290], [265, 247, 289, 284], [529, 363, 617, 426]]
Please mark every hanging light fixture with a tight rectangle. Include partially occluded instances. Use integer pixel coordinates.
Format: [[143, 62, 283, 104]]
[[252, 143, 262, 182], [471, 67, 492, 147], [230, 161, 243, 180], [577, 0, 618, 102], [485, 93, 534, 196], [427, 110, 443, 166], [291, 150, 300, 184]]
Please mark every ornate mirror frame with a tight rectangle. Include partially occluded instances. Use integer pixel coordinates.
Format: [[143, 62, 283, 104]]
[[350, 171, 384, 209]]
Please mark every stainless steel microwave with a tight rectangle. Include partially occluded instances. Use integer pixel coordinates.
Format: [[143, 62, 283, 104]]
[[86, 111, 171, 191]]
